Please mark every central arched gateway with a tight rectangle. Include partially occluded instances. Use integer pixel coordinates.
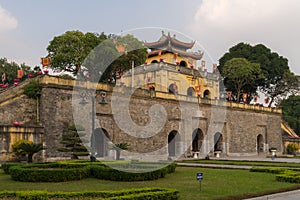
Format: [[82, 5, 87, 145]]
[[92, 128, 110, 157], [192, 128, 204, 152], [168, 130, 179, 157]]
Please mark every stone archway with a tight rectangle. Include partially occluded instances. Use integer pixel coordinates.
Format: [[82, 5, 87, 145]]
[[92, 128, 110, 157], [257, 134, 264, 153], [180, 60, 187, 67], [168, 130, 179, 157], [187, 87, 195, 97], [214, 132, 223, 152], [192, 128, 204, 152], [203, 90, 210, 99]]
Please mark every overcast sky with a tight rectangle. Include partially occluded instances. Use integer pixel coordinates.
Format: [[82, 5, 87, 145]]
[[0, 0, 299, 75]]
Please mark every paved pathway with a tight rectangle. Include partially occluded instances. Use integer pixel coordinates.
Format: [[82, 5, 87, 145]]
[[247, 189, 300, 200]]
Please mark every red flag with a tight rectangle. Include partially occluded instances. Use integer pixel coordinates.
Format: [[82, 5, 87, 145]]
[[17, 70, 24, 79], [41, 57, 50, 67]]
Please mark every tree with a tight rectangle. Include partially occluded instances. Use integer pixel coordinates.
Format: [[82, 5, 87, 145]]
[[57, 125, 89, 159], [218, 43, 294, 103], [82, 34, 147, 84], [46, 30, 107, 74], [222, 58, 264, 102], [12, 140, 43, 163], [281, 95, 300, 134], [0, 58, 34, 85], [46, 31, 147, 84], [263, 70, 299, 107], [18, 143, 43, 163]]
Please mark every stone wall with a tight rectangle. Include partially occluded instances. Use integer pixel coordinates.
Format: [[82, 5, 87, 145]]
[[0, 75, 283, 160]]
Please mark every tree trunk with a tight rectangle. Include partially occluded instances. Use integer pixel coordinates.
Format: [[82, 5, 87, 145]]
[[116, 150, 121, 160], [28, 154, 33, 163]]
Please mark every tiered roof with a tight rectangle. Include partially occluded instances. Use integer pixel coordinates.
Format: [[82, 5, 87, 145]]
[[144, 32, 203, 60]]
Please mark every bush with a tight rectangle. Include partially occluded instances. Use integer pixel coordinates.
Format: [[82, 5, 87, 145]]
[[250, 167, 287, 174], [0, 188, 179, 200], [286, 143, 299, 155], [9, 165, 90, 182], [91, 163, 176, 181], [12, 140, 33, 158], [6, 161, 176, 182], [23, 80, 41, 99]]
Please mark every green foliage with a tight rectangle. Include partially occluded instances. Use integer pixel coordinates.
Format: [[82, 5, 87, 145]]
[[47, 30, 107, 74], [281, 95, 300, 134], [47, 31, 147, 84], [12, 140, 33, 157], [6, 161, 176, 183], [57, 125, 89, 159], [12, 140, 43, 163], [0, 188, 178, 200], [222, 58, 264, 102], [23, 80, 41, 99], [276, 172, 300, 183], [250, 166, 300, 184], [90, 163, 175, 181], [286, 143, 299, 155], [82, 34, 147, 84], [0, 58, 34, 85], [9, 165, 90, 182], [250, 167, 288, 174], [218, 43, 296, 105], [18, 143, 43, 163]]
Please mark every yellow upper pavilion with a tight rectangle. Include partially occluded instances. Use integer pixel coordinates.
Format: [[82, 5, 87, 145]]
[[119, 32, 220, 99]]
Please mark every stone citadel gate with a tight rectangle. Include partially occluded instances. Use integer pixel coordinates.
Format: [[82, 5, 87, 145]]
[[0, 75, 282, 161]]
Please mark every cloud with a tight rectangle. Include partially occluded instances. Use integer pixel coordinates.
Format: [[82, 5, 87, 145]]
[[0, 5, 18, 32], [190, 0, 300, 74]]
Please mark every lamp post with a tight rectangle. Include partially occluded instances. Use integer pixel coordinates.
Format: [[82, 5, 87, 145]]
[[79, 89, 107, 161]]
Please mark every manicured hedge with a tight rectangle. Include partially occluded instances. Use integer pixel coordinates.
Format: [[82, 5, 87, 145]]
[[0, 188, 179, 200], [250, 167, 300, 184], [276, 171, 300, 183], [3, 161, 176, 182], [91, 163, 176, 181], [9, 165, 90, 182], [250, 167, 287, 174]]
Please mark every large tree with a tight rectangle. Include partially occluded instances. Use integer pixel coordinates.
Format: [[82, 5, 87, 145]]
[[281, 95, 300, 135], [46, 30, 107, 74], [47, 31, 147, 84], [222, 58, 264, 102], [218, 43, 297, 105]]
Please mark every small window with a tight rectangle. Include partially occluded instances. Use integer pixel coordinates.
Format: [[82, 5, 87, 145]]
[[180, 61, 187, 67]]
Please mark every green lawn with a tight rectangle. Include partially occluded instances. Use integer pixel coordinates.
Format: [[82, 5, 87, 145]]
[[181, 159, 300, 168], [0, 166, 298, 200]]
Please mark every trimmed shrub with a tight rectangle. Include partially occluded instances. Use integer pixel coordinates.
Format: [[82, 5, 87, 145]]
[[250, 167, 287, 174], [287, 143, 299, 155], [1, 162, 21, 174], [91, 163, 176, 182], [9, 165, 90, 182], [0, 188, 179, 200]]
